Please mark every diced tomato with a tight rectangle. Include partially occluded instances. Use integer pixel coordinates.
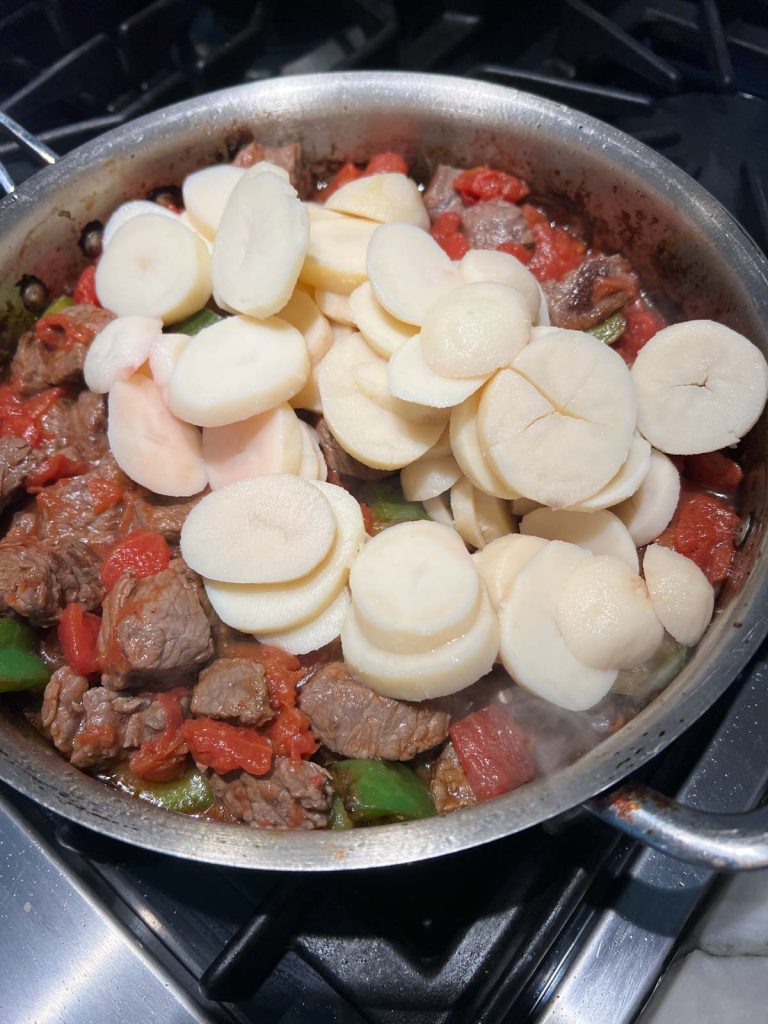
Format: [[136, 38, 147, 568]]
[[23, 453, 89, 493], [364, 152, 408, 176], [101, 530, 171, 590], [86, 474, 125, 514], [430, 211, 469, 260], [130, 689, 189, 782], [58, 603, 102, 676], [182, 717, 273, 776], [0, 384, 64, 447], [614, 299, 666, 365], [244, 644, 304, 710], [528, 221, 587, 282], [450, 704, 535, 802], [359, 501, 375, 536], [72, 264, 100, 306], [496, 240, 532, 264], [453, 166, 530, 205], [684, 452, 743, 493], [657, 490, 741, 584], [323, 161, 362, 200], [521, 203, 548, 227], [266, 706, 318, 761]]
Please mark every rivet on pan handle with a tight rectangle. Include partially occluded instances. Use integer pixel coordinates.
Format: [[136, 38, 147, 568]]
[[587, 784, 768, 871], [0, 111, 58, 195]]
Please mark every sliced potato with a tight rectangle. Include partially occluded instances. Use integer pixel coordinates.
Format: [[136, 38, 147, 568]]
[[182, 164, 245, 240], [84, 315, 163, 394], [422, 493, 454, 528], [388, 334, 486, 409], [450, 477, 513, 549], [149, 332, 189, 391], [401, 453, 461, 502], [348, 281, 417, 358], [615, 448, 680, 547], [168, 314, 309, 428], [351, 360, 448, 426], [521, 507, 639, 572], [472, 533, 546, 610], [449, 389, 519, 498], [260, 587, 351, 656], [202, 404, 303, 489], [102, 200, 178, 248], [458, 248, 541, 321], [568, 433, 651, 512], [643, 544, 714, 646], [314, 288, 354, 326], [326, 173, 429, 229], [299, 214, 377, 294], [277, 289, 333, 363], [296, 422, 327, 481], [474, 486, 514, 546]]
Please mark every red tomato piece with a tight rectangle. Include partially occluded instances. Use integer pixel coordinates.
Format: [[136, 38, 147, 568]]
[[364, 152, 408, 176], [450, 704, 535, 802], [58, 603, 102, 676], [72, 264, 100, 306], [267, 707, 319, 761], [684, 452, 743, 493], [657, 491, 741, 584], [521, 203, 548, 227], [182, 718, 273, 776], [614, 299, 666, 365], [429, 211, 469, 260], [496, 240, 532, 264], [528, 221, 587, 282], [0, 384, 64, 447], [23, 453, 89, 493], [453, 166, 530, 205], [86, 474, 125, 514], [100, 530, 171, 590], [323, 161, 362, 200], [359, 502, 375, 536], [130, 689, 189, 782], [244, 645, 304, 710]]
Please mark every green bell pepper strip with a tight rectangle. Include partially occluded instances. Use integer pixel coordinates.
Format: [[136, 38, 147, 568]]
[[169, 308, 223, 336], [357, 479, 428, 531], [0, 618, 51, 692], [332, 759, 436, 823], [110, 764, 214, 814], [587, 311, 627, 345], [329, 794, 354, 830], [41, 294, 74, 317]]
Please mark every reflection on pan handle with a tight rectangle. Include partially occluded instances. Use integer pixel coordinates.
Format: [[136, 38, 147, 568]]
[[0, 111, 58, 195], [586, 784, 768, 871]]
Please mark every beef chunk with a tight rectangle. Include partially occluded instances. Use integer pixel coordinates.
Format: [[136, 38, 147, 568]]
[[41, 666, 89, 755], [99, 559, 213, 689], [132, 491, 203, 544], [315, 418, 389, 481], [210, 757, 332, 829], [0, 436, 37, 512], [191, 658, 272, 726], [0, 537, 103, 625], [544, 254, 638, 331], [10, 306, 113, 394], [233, 141, 308, 194], [429, 741, 476, 814], [461, 200, 533, 250], [423, 165, 463, 220], [36, 455, 132, 552], [39, 391, 108, 462], [298, 662, 450, 760]]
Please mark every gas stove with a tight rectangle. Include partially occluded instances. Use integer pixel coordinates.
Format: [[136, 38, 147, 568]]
[[1, 3, 768, 1023]]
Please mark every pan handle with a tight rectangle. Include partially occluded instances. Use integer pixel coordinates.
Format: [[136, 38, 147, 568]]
[[586, 784, 768, 870], [0, 112, 57, 195]]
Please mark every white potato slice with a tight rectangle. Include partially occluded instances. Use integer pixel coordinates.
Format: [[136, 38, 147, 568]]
[[181, 164, 245, 240], [351, 360, 447, 426], [366, 223, 463, 326], [521, 507, 639, 572], [314, 288, 354, 326], [108, 374, 206, 497], [296, 422, 328, 481], [317, 331, 445, 469], [84, 315, 163, 394], [428, 426, 452, 457], [401, 454, 461, 502], [348, 520, 481, 655], [568, 433, 651, 512], [631, 320, 768, 454], [537, 285, 550, 327], [556, 555, 664, 671], [450, 476, 484, 549], [422, 494, 454, 528], [96, 214, 211, 323], [388, 334, 486, 409], [499, 541, 617, 711], [474, 487, 514, 546], [643, 544, 715, 646], [341, 589, 499, 700], [479, 331, 637, 507], [421, 281, 531, 378], [348, 281, 417, 358], [290, 362, 324, 415], [277, 289, 333, 363], [204, 482, 363, 633], [615, 448, 680, 547], [459, 248, 541, 321], [326, 173, 429, 229], [178, 211, 213, 252], [510, 497, 540, 516], [212, 168, 309, 319], [472, 533, 546, 610], [202, 404, 303, 489], [168, 314, 309, 428], [299, 214, 377, 294], [102, 200, 178, 248], [149, 332, 188, 391], [180, 475, 336, 584], [260, 587, 351, 656], [304, 201, 347, 222], [450, 389, 519, 499]]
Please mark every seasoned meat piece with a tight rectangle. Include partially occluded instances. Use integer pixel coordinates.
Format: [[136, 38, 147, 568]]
[[0, 436, 37, 512], [315, 418, 389, 481], [298, 662, 450, 760], [461, 200, 533, 250], [544, 254, 638, 331], [5, 506, 38, 540], [210, 757, 332, 830], [36, 455, 132, 552], [41, 666, 89, 755], [39, 391, 108, 462], [191, 658, 272, 726], [99, 559, 214, 689], [10, 307, 113, 394], [430, 741, 476, 814], [423, 164, 463, 220], [70, 687, 166, 769], [211, 620, 261, 660], [0, 537, 103, 625], [233, 141, 309, 193], [132, 491, 203, 544]]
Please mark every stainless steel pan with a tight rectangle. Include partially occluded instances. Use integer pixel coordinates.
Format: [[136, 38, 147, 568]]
[[1, 72, 767, 872]]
